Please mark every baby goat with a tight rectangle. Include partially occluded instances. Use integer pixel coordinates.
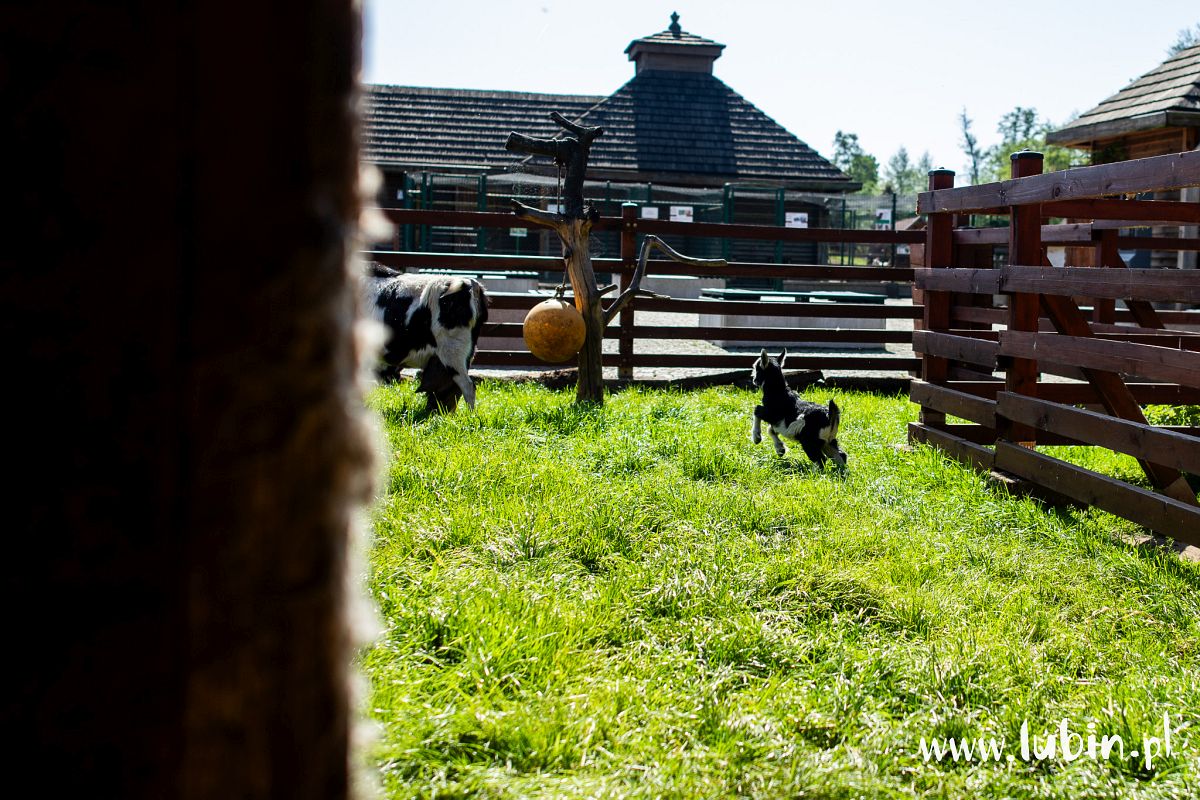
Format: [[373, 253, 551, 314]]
[[750, 349, 848, 468]]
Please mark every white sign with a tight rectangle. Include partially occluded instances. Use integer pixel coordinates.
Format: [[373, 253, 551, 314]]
[[509, 228, 527, 238], [669, 205, 694, 223], [785, 211, 809, 229], [874, 207, 893, 230], [641, 206, 660, 220], [396, 189, 406, 199], [546, 203, 563, 214]]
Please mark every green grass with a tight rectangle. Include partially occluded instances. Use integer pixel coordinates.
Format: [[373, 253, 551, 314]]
[[362, 382, 1200, 798]]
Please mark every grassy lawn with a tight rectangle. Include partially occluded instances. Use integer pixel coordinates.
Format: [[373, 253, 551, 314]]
[[362, 381, 1200, 799]]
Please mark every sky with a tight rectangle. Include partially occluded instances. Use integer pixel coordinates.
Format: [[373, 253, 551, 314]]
[[364, 1, 1198, 185]]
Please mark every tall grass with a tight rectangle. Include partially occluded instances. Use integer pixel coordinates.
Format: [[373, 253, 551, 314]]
[[363, 381, 1200, 798]]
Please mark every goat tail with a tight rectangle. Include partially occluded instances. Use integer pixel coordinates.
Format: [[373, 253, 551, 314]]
[[827, 399, 840, 438]]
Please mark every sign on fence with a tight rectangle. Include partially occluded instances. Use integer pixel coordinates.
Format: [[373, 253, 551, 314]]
[[785, 211, 809, 229], [641, 206, 660, 220], [670, 206, 694, 223]]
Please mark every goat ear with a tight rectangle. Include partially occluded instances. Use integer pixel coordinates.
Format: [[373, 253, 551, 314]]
[[758, 349, 768, 365], [778, 349, 788, 368]]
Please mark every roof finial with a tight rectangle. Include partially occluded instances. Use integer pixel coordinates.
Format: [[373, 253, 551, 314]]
[[669, 11, 681, 36]]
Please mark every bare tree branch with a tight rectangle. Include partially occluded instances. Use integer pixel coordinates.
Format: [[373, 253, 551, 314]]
[[550, 111, 603, 143], [510, 199, 566, 234], [604, 235, 727, 324]]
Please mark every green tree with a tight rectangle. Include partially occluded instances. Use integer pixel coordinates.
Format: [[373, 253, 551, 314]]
[[831, 130, 880, 194], [959, 108, 985, 185], [882, 146, 924, 195], [1169, 23, 1200, 54], [980, 107, 1086, 181]]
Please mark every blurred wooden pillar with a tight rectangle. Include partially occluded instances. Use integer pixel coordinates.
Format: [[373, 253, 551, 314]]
[[2, 2, 370, 799]]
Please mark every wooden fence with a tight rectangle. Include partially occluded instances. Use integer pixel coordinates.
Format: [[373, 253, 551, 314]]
[[374, 204, 923, 375], [909, 149, 1200, 541]]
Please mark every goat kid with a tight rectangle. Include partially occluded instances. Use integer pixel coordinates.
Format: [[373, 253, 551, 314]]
[[362, 263, 488, 409], [750, 349, 848, 468]]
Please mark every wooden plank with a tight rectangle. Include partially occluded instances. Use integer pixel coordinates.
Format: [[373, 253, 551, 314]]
[[994, 442, 1200, 542], [997, 392, 1200, 475], [629, 217, 924, 244], [486, 293, 923, 318], [908, 423, 997, 472], [999, 331, 1200, 390], [918, 150, 1200, 214], [1000, 266, 1200, 303], [913, 268, 1001, 294], [1043, 198, 1200, 224], [910, 379, 996, 426], [628, 326, 911, 343], [953, 223, 1093, 246], [612, 261, 915, 281], [913, 330, 999, 369], [630, 297, 922, 319], [1117, 236, 1200, 251], [472, 351, 919, 370], [948, 381, 1200, 405]]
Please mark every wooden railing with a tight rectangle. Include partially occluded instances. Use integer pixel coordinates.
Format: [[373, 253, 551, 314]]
[[374, 205, 924, 375], [909, 150, 1200, 541]]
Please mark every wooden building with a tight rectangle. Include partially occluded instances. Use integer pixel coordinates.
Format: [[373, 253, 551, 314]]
[[363, 14, 856, 263], [1048, 43, 1200, 268]]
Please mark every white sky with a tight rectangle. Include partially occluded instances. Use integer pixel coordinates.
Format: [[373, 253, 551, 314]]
[[364, 1, 1197, 185]]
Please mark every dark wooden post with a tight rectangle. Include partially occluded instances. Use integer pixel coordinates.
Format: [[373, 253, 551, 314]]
[[1091, 228, 1119, 325], [618, 202, 638, 381], [918, 168, 956, 428], [3, 2, 370, 798], [1001, 151, 1045, 447]]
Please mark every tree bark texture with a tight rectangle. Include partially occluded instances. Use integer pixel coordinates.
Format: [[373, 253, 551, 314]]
[[2, 3, 373, 799]]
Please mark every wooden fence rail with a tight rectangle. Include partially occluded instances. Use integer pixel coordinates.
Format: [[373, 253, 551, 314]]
[[910, 150, 1200, 542], [379, 206, 924, 377]]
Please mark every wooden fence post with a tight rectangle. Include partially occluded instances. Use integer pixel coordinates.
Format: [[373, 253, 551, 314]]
[[918, 168, 956, 428], [1000, 151, 1044, 447], [618, 202, 637, 380]]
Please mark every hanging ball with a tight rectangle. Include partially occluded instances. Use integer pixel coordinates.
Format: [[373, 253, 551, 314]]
[[523, 298, 586, 363]]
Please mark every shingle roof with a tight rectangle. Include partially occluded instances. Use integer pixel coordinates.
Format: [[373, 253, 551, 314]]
[[363, 85, 604, 171], [624, 28, 723, 50], [1048, 43, 1200, 145], [363, 73, 853, 190]]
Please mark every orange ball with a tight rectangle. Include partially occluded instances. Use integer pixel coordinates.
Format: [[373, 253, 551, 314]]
[[523, 298, 586, 363]]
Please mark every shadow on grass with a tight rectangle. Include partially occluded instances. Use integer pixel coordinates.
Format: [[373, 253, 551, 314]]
[[769, 457, 849, 480]]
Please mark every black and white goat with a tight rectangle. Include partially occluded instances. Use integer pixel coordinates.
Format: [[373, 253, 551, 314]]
[[750, 349, 848, 468], [362, 263, 488, 410]]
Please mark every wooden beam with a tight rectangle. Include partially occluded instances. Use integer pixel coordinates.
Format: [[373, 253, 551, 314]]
[[1000, 266, 1200, 303], [918, 150, 1200, 214], [910, 379, 997, 426], [994, 442, 1200, 542], [913, 268, 1001, 294], [908, 423, 997, 472], [1043, 198, 1200, 224], [913, 330, 1000, 369], [999, 331, 1200, 391], [997, 392, 1200, 475]]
